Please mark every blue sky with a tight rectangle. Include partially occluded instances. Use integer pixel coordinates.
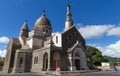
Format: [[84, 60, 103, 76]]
[[0, 0, 120, 57]]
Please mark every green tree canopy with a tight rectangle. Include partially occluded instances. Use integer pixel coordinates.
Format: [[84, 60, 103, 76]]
[[86, 46, 108, 69], [0, 59, 4, 66]]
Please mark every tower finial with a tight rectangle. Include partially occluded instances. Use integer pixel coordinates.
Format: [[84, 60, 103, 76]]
[[67, 3, 71, 13], [42, 10, 46, 16]]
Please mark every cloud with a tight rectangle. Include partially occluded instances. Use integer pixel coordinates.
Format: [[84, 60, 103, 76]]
[[0, 37, 9, 44], [88, 40, 120, 58], [107, 27, 120, 36], [77, 24, 120, 39], [102, 40, 120, 57], [78, 24, 113, 39], [0, 50, 6, 57], [0, 36, 9, 57]]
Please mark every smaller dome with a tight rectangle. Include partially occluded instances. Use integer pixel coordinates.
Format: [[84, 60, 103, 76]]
[[21, 20, 29, 31]]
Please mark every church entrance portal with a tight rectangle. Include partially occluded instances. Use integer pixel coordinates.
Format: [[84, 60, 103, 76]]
[[73, 48, 88, 70], [53, 52, 60, 71], [75, 59, 80, 70], [43, 53, 48, 71], [73, 48, 81, 70]]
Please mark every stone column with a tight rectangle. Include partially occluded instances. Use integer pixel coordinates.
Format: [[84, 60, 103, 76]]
[[68, 53, 76, 71]]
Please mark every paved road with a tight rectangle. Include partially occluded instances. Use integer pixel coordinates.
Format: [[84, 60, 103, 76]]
[[0, 73, 52, 76], [65, 71, 120, 76], [0, 71, 120, 76]]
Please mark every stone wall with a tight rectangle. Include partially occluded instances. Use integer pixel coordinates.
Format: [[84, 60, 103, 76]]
[[31, 46, 51, 73], [12, 49, 32, 73], [3, 39, 21, 73]]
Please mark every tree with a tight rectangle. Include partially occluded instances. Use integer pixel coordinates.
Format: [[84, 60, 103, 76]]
[[86, 46, 108, 69], [0, 58, 4, 66]]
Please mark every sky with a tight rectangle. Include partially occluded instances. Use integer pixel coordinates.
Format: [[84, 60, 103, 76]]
[[0, 0, 120, 58]]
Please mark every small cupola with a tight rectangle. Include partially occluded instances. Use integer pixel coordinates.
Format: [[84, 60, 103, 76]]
[[20, 20, 29, 38]]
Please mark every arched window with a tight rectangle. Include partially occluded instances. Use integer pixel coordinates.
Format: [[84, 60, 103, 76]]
[[34, 56, 38, 64], [56, 36, 58, 43], [19, 57, 23, 66], [34, 57, 36, 64], [46, 29, 48, 33], [36, 56, 38, 63]]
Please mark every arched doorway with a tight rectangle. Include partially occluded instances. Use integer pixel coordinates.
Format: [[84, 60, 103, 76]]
[[53, 52, 60, 71], [43, 53, 48, 71], [74, 51, 81, 70], [73, 48, 88, 70]]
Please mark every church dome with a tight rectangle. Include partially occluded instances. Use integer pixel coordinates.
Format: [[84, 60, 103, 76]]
[[33, 10, 52, 37], [34, 15, 51, 27], [34, 10, 51, 29]]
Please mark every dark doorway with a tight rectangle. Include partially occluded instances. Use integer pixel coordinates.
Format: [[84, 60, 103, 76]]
[[43, 53, 48, 71], [75, 59, 80, 70], [53, 52, 60, 71], [53, 60, 60, 70]]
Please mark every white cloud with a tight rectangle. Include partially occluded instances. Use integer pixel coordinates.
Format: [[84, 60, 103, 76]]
[[107, 27, 120, 36], [88, 40, 120, 58], [77, 24, 120, 39], [78, 25, 113, 39], [0, 50, 6, 57], [77, 23, 120, 57], [102, 40, 120, 57], [0, 36, 9, 57], [0, 37, 9, 44]]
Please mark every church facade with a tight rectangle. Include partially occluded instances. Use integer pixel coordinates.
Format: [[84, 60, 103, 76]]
[[3, 4, 88, 73]]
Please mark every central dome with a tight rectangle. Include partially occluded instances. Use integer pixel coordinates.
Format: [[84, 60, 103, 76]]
[[33, 11, 52, 37], [34, 14, 51, 28]]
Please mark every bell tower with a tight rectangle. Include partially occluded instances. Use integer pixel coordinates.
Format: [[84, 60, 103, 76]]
[[64, 4, 73, 31]]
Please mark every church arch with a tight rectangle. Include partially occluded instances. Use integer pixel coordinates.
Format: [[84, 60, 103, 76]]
[[53, 52, 60, 71], [73, 48, 87, 70], [43, 53, 48, 71]]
